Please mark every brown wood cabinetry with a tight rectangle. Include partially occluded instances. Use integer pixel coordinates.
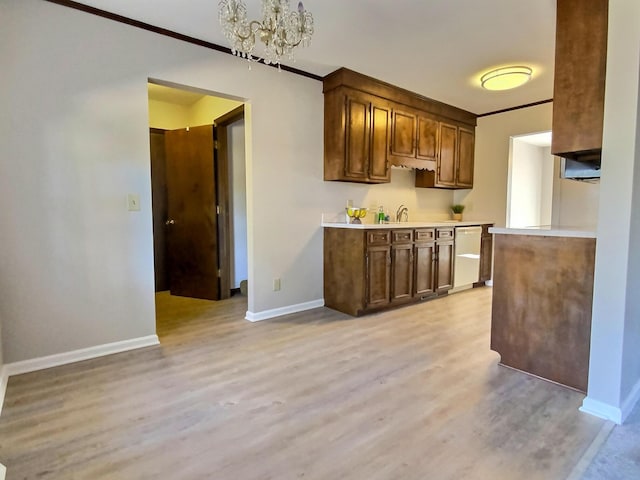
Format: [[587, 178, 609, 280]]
[[479, 224, 493, 283], [389, 110, 440, 170], [434, 228, 454, 292], [390, 230, 414, 302], [414, 124, 474, 189], [551, 0, 608, 163], [324, 225, 461, 316], [324, 87, 391, 183], [491, 233, 595, 392], [323, 68, 476, 185]]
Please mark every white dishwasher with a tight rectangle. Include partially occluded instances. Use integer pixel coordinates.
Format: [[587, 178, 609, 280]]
[[453, 226, 482, 291]]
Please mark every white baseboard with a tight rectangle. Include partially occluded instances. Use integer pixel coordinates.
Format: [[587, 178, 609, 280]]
[[0, 461, 6, 480], [485, 279, 493, 287], [580, 397, 623, 424], [0, 365, 8, 416], [580, 377, 640, 425], [246, 299, 325, 322], [3, 335, 160, 377]]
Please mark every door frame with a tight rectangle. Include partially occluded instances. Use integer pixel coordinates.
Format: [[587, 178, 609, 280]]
[[214, 105, 245, 300]]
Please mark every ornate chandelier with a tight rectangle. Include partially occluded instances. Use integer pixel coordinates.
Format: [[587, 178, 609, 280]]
[[218, 0, 314, 66]]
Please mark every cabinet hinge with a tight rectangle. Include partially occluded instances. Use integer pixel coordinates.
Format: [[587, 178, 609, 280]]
[[216, 205, 220, 215], [217, 269, 222, 278], [214, 140, 219, 149]]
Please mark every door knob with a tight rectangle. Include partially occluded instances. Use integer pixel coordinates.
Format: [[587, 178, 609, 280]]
[[165, 219, 175, 225]]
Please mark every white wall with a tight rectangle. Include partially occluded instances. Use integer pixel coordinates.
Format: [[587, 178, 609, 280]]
[[454, 103, 553, 226], [229, 120, 248, 289], [508, 140, 549, 227], [585, 0, 640, 423], [539, 148, 554, 226], [0, 0, 457, 363], [551, 155, 600, 228]]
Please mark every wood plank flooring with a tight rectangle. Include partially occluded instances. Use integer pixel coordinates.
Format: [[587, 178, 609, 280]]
[[0, 287, 605, 479]]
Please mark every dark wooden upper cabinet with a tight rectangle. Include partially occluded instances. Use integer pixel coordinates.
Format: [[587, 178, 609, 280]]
[[416, 114, 439, 161], [369, 103, 392, 181], [390, 110, 417, 158], [323, 68, 476, 185], [324, 86, 391, 183], [437, 123, 458, 187], [551, 0, 608, 162], [344, 93, 370, 179], [457, 127, 475, 188], [415, 123, 474, 189]]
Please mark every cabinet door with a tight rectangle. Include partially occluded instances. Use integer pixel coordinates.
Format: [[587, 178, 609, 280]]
[[369, 102, 391, 181], [416, 115, 439, 161], [435, 240, 454, 292], [479, 233, 493, 282], [457, 127, 474, 188], [437, 123, 457, 187], [366, 246, 391, 307], [391, 244, 413, 302], [344, 94, 370, 180], [390, 110, 417, 158], [414, 242, 436, 297]]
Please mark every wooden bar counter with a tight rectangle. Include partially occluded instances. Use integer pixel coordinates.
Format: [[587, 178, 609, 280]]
[[488, 226, 596, 392]]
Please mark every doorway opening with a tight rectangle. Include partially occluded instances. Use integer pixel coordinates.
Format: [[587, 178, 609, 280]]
[[147, 82, 248, 324], [507, 131, 600, 229]]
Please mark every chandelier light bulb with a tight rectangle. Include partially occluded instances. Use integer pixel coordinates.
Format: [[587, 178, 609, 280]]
[[219, 0, 314, 67]]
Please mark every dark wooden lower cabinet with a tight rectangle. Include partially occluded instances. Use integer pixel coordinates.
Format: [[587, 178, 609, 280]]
[[435, 239, 454, 292], [479, 225, 493, 283], [414, 241, 435, 297], [324, 225, 468, 316], [367, 245, 391, 307]]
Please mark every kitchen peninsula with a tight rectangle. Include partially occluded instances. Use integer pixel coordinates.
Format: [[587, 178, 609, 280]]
[[489, 225, 597, 392]]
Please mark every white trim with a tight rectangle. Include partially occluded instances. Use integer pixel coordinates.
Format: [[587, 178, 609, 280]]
[[3, 335, 160, 377], [0, 461, 6, 480], [0, 365, 8, 416], [580, 397, 623, 424], [245, 299, 324, 322], [580, 378, 640, 425], [485, 279, 493, 287]]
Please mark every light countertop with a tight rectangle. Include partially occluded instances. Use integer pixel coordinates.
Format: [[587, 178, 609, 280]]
[[489, 225, 597, 239], [322, 220, 494, 229]]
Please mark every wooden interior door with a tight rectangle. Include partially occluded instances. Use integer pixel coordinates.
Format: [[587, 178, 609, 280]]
[[164, 125, 219, 300], [149, 129, 169, 292]]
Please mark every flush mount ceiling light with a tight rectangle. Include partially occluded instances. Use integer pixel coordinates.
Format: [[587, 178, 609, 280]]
[[480, 66, 533, 91], [218, 0, 314, 67]]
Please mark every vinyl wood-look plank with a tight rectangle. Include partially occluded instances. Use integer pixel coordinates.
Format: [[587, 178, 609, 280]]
[[0, 288, 604, 479]]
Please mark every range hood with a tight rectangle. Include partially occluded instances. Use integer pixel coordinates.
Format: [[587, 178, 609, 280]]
[[560, 157, 601, 182]]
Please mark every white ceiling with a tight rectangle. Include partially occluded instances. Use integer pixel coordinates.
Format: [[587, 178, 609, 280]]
[[75, 0, 557, 115]]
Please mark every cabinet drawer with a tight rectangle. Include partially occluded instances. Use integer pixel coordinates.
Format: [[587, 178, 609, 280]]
[[392, 229, 413, 244], [436, 228, 454, 240], [414, 228, 435, 242], [367, 230, 391, 246]]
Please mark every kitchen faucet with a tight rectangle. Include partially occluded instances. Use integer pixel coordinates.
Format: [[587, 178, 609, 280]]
[[396, 204, 409, 222]]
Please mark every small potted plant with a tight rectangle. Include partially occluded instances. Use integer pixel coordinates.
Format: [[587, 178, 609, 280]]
[[451, 204, 465, 221]]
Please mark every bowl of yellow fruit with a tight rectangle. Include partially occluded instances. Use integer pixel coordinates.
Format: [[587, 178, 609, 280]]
[[346, 207, 368, 224]]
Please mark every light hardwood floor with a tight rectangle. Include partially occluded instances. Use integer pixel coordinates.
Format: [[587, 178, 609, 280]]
[[0, 287, 604, 479]]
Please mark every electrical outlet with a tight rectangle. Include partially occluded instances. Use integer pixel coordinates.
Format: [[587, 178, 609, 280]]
[[273, 278, 281, 291]]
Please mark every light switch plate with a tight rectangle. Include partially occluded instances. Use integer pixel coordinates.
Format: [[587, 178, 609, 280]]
[[127, 194, 141, 211]]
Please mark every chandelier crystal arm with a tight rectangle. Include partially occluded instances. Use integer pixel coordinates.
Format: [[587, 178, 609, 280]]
[[219, 0, 314, 66]]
